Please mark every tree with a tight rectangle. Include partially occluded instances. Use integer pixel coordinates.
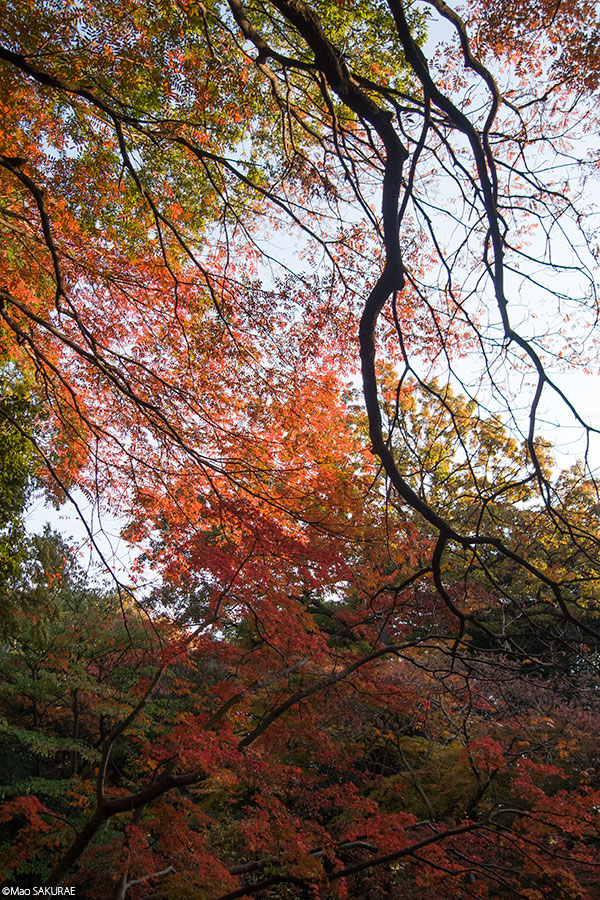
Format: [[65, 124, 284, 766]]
[[1, 0, 600, 896], [3, 453, 600, 898], [0, 361, 43, 631]]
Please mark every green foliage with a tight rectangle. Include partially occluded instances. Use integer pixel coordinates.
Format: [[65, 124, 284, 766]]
[[0, 529, 159, 885], [0, 364, 40, 622]]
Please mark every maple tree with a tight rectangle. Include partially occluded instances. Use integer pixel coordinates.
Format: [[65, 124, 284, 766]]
[[1, 0, 600, 897]]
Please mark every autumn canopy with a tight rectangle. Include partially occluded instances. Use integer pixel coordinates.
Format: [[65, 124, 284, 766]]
[[1, 0, 600, 896]]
